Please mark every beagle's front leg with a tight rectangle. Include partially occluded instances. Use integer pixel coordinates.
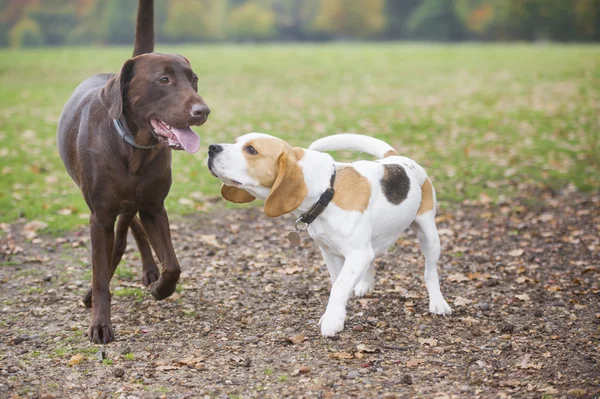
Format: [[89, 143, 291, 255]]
[[319, 248, 374, 337]]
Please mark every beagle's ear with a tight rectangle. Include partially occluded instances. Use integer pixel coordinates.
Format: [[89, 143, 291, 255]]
[[99, 59, 135, 120], [221, 184, 256, 203], [264, 152, 307, 217]]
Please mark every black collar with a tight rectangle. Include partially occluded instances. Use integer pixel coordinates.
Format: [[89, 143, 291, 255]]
[[113, 116, 156, 150], [295, 169, 336, 230]]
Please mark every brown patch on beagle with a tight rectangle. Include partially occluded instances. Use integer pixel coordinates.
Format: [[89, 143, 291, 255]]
[[384, 149, 398, 158], [292, 147, 305, 161], [243, 137, 288, 187], [332, 167, 371, 212], [221, 184, 256, 203], [263, 152, 307, 217], [417, 178, 434, 215], [380, 164, 410, 205]]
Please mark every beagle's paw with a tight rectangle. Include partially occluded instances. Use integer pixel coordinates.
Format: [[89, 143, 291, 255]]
[[319, 310, 346, 337], [353, 279, 374, 297], [429, 297, 452, 315]]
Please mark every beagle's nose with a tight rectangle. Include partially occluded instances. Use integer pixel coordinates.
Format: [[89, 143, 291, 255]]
[[191, 103, 211, 118], [208, 144, 222, 156]]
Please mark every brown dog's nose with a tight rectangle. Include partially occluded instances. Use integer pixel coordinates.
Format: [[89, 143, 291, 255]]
[[191, 103, 210, 118]]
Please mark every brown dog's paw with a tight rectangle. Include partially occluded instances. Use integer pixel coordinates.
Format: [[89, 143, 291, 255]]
[[88, 320, 115, 344], [149, 279, 177, 300], [142, 265, 160, 287], [81, 289, 93, 308]]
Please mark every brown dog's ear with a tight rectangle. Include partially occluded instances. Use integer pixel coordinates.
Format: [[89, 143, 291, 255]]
[[221, 184, 256, 203], [264, 152, 308, 217], [99, 59, 135, 120]]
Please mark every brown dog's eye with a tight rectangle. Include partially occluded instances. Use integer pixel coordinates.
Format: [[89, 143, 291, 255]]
[[158, 77, 169, 84], [245, 145, 258, 155]]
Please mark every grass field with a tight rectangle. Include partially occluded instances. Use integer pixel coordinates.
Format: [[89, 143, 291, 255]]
[[0, 44, 599, 232]]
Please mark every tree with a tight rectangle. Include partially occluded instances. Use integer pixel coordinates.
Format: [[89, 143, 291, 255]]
[[575, 0, 600, 41], [311, 0, 386, 39], [26, 1, 77, 46], [407, 0, 467, 41], [100, 0, 137, 45], [383, 0, 421, 39], [228, 1, 275, 40], [9, 18, 43, 47], [164, 0, 227, 42]]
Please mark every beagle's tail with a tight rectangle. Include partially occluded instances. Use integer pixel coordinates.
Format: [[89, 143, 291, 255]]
[[308, 134, 398, 159]]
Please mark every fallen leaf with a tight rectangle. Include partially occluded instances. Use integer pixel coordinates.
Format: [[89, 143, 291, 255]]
[[515, 293, 531, 301], [288, 333, 306, 345], [454, 296, 472, 306], [418, 338, 438, 347], [509, 249, 524, 257], [156, 365, 179, 371], [199, 234, 223, 248], [68, 353, 84, 366], [406, 357, 425, 367], [330, 351, 353, 360], [460, 316, 480, 327], [447, 273, 469, 282], [356, 344, 379, 353]]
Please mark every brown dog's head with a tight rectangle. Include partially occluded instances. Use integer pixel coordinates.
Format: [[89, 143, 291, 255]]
[[99, 53, 209, 153], [207, 133, 308, 217]]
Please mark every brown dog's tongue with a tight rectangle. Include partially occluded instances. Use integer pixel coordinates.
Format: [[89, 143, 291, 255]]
[[171, 126, 200, 153]]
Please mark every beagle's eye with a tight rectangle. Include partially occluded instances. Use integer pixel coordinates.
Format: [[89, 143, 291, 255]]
[[244, 145, 258, 155], [158, 77, 170, 84]]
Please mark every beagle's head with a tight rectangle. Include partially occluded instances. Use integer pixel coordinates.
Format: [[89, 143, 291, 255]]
[[207, 133, 307, 217]]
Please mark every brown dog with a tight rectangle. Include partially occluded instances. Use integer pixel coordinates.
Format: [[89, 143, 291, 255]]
[[56, 0, 209, 343]]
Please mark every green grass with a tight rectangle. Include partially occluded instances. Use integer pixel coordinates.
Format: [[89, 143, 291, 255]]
[[112, 287, 145, 300], [1, 44, 598, 230]]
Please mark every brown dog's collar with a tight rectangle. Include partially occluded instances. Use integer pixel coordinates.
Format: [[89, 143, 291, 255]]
[[113, 117, 156, 150]]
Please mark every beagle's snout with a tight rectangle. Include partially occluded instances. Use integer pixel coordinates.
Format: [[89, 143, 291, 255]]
[[208, 144, 223, 157]]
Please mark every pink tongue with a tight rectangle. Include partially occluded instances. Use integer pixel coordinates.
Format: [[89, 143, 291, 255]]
[[171, 126, 200, 154]]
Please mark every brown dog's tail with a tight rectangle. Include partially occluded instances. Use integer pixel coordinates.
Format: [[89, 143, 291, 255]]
[[133, 0, 154, 57]]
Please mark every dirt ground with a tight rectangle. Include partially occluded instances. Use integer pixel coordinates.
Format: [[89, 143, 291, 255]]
[[1, 187, 599, 399]]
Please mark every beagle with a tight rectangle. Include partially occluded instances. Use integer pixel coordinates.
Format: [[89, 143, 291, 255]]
[[207, 133, 452, 337]]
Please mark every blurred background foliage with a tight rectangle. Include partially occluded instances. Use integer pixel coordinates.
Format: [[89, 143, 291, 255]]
[[1, 0, 599, 47]]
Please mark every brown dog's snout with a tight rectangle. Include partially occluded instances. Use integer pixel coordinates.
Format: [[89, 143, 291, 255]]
[[191, 103, 210, 119]]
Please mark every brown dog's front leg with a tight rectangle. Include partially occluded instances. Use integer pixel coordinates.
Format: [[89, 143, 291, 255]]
[[88, 213, 117, 344], [139, 207, 180, 300], [130, 216, 160, 286], [82, 212, 137, 308]]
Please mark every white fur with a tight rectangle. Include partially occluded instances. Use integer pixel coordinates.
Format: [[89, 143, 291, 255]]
[[209, 133, 452, 337]]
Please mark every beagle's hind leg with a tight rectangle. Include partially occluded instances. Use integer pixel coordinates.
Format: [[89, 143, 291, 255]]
[[410, 211, 452, 315]]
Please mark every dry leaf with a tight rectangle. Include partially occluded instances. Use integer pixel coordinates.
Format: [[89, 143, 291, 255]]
[[156, 365, 179, 371], [199, 234, 223, 248], [356, 344, 379, 353], [418, 338, 438, 347], [447, 273, 469, 282], [68, 353, 84, 366], [454, 296, 472, 306], [515, 293, 531, 301], [406, 357, 425, 367], [460, 316, 480, 327], [330, 351, 353, 360], [509, 249, 524, 257], [288, 333, 306, 345]]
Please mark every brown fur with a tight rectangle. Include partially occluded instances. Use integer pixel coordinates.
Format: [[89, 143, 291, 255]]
[[221, 184, 256, 203], [417, 178, 434, 215], [264, 152, 308, 217], [332, 166, 371, 212], [384, 149, 398, 157], [56, 0, 209, 344]]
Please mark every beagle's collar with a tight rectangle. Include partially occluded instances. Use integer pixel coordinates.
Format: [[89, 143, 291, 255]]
[[294, 169, 336, 231], [113, 117, 156, 150]]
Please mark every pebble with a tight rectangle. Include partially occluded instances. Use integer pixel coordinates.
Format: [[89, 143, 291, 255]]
[[43, 275, 52, 282], [500, 322, 515, 333], [113, 368, 125, 378], [544, 323, 554, 333], [534, 309, 543, 317], [244, 335, 259, 343], [400, 374, 412, 385], [120, 346, 133, 355], [347, 370, 360, 379], [352, 325, 365, 332], [478, 302, 490, 311], [567, 388, 587, 397], [39, 394, 55, 399], [96, 350, 106, 361], [298, 365, 311, 374]]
